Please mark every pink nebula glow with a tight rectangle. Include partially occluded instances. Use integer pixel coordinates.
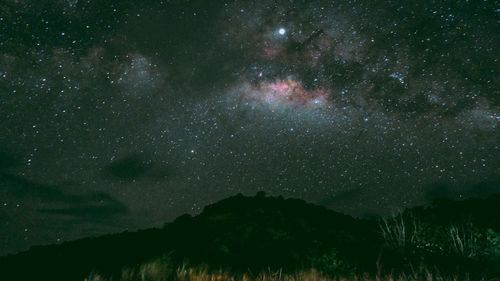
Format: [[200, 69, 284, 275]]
[[239, 78, 331, 110]]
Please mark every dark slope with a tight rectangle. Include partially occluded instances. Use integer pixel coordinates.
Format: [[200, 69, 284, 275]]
[[165, 192, 379, 270], [0, 192, 378, 281], [1, 192, 500, 281], [409, 193, 500, 231]]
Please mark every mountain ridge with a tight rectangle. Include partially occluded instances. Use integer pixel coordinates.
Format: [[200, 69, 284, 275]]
[[1, 191, 500, 280]]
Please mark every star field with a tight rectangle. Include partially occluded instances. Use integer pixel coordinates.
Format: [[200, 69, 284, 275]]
[[0, 0, 499, 255]]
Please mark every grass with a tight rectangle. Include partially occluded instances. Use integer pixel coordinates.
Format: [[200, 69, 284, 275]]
[[378, 211, 492, 258], [84, 257, 490, 281], [379, 213, 423, 250], [448, 224, 480, 258], [7, 193, 500, 281], [81, 213, 499, 281]]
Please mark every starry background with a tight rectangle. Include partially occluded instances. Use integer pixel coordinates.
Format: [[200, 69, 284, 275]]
[[0, 0, 499, 256]]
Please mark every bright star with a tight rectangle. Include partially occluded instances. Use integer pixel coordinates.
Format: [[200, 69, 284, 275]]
[[278, 28, 286, 35]]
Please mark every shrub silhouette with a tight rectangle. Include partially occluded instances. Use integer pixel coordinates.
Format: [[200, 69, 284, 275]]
[[2, 192, 500, 281]]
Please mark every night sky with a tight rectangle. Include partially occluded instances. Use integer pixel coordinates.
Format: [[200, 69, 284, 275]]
[[1, 0, 499, 256]]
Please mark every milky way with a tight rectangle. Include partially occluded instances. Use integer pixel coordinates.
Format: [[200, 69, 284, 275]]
[[0, 0, 498, 255]]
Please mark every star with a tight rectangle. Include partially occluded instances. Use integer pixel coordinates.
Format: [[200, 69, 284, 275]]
[[0, 0, 498, 257]]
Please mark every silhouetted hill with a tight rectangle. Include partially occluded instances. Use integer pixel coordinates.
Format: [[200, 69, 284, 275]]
[[408, 193, 500, 231], [1, 192, 500, 281], [0, 192, 377, 281], [165, 192, 379, 270]]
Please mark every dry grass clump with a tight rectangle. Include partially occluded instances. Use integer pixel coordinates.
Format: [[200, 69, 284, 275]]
[[85, 260, 482, 281]]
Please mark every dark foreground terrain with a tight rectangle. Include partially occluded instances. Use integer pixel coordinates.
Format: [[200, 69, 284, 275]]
[[1, 192, 500, 281]]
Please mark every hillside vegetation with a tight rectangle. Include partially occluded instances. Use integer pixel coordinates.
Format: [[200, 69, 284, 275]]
[[1, 192, 500, 281]]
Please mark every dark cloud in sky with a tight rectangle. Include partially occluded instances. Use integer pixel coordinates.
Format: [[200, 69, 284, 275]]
[[37, 192, 129, 220], [0, 0, 498, 255], [102, 154, 174, 181], [104, 155, 153, 181]]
